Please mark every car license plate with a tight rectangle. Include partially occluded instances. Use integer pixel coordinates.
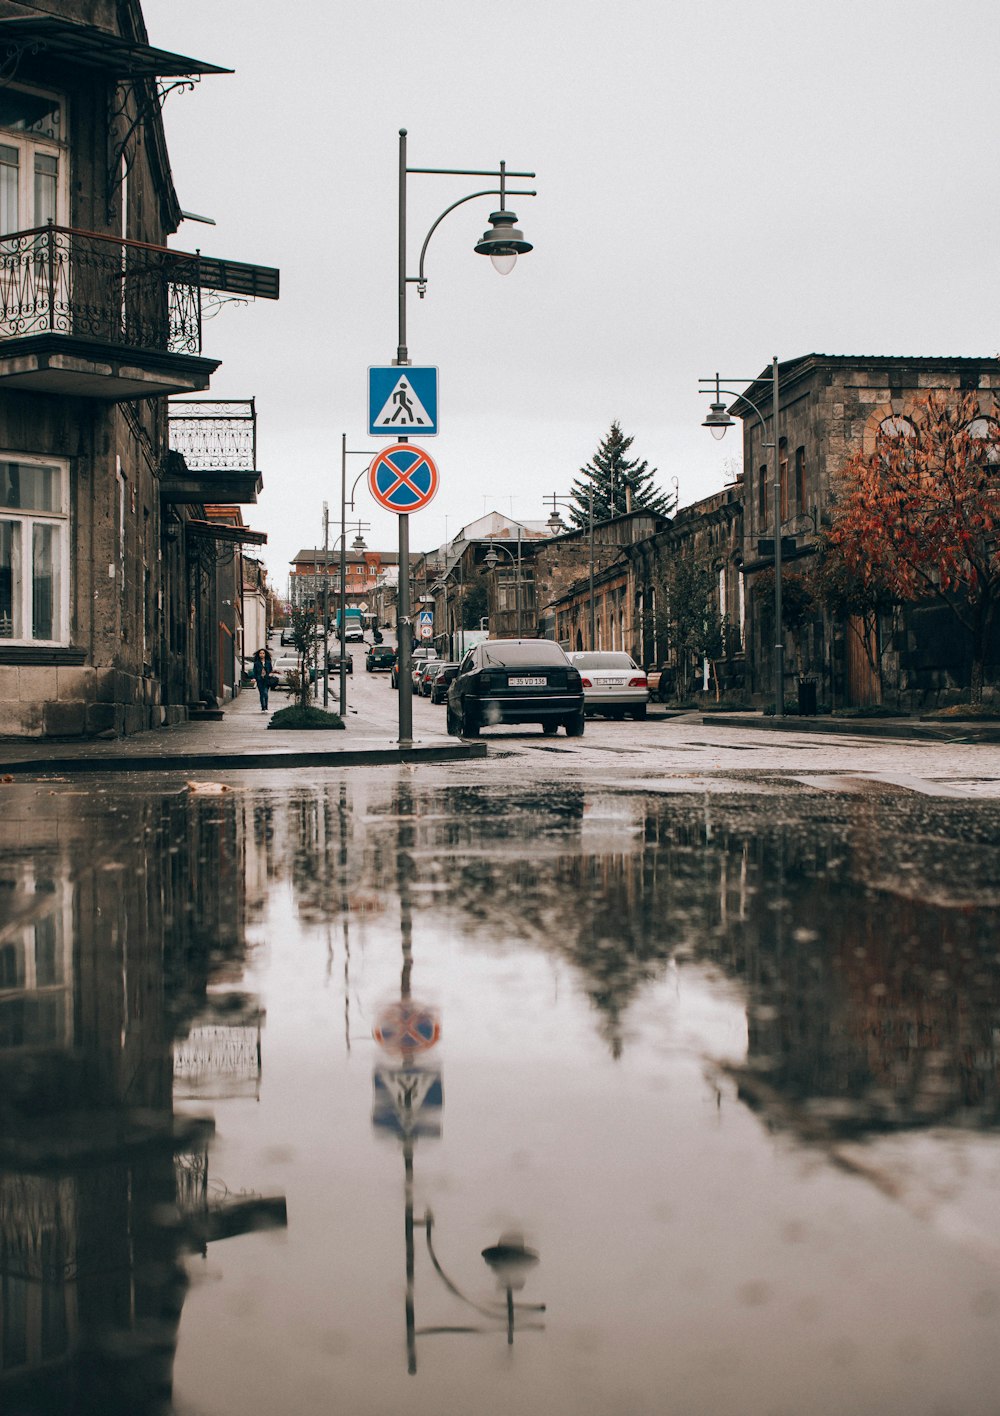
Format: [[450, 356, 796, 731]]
[[508, 675, 546, 687], [602, 677, 625, 686]]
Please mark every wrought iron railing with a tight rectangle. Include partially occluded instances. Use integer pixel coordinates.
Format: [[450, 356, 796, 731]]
[[0, 221, 203, 355], [168, 398, 257, 469]]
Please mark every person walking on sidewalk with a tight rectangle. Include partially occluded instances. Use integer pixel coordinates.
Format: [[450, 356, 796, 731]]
[[251, 647, 274, 711]]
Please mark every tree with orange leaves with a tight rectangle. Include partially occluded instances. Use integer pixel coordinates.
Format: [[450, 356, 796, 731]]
[[829, 392, 1000, 704]]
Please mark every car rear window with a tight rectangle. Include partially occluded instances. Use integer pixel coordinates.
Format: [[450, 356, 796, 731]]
[[571, 652, 636, 669], [481, 641, 568, 667]]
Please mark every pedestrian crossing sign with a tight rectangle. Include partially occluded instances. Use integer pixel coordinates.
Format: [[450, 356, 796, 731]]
[[368, 366, 439, 436]]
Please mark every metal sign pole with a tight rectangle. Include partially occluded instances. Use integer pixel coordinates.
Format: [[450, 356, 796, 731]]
[[396, 128, 414, 748]]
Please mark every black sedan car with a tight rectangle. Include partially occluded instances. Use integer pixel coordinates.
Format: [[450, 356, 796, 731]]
[[446, 639, 584, 738], [429, 661, 460, 704], [365, 644, 397, 672]]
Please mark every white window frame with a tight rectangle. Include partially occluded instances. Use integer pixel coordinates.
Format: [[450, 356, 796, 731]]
[[0, 82, 69, 235], [0, 454, 71, 646]]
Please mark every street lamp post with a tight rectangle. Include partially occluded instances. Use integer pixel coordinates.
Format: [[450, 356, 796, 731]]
[[394, 129, 536, 746], [341, 434, 378, 717], [545, 488, 596, 648], [699, 357, 784, 717], [431, 575, 451, 658], [327, 520, 370, 713], [483, 537, 525, 637]]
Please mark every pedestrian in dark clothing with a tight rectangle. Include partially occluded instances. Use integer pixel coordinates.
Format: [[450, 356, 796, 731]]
[[251, 647, 273, 711]]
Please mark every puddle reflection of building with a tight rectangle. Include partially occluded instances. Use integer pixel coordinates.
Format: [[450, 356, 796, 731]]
[[0, 792, 285, 1413], [370, 784, 544, 1375]]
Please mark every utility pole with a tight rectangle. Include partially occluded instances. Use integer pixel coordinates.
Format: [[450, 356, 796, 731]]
[[322, 503, 330, 707]]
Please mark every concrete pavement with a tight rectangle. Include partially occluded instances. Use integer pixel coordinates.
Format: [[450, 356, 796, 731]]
[[0, 685, 487, 774], [0, 674, 997, 779]]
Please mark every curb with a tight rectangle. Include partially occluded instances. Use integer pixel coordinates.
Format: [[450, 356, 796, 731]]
[[700, 714, 1000, 744], [0, 742, 488, 775]]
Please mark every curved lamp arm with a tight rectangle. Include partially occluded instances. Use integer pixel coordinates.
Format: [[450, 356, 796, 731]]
[[709, 385, 771, 445], [347, 464, 371, 511], [410, 187, 537, 292], [423, 1214, 545, 1318]]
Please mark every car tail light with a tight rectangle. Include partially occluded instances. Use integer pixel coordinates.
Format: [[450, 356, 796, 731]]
[[628, 675, 647, 687], [579, 675, 593, 688]]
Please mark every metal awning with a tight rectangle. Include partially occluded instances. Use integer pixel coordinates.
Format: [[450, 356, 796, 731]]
[[0, 18, 232, 78], [186, 519, 267, 546], [195, 256, 279, 301]]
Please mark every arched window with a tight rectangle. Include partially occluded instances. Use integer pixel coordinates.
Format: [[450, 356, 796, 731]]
[[878, 415, 915, 440], [966, 416, 1000, 463]]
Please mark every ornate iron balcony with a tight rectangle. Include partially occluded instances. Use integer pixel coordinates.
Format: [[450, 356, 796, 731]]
[[0, 222, 203, 355]]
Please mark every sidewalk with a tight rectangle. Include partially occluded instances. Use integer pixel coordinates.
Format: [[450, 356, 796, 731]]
[[0, 689, 486, 774], [698, 710, 1000, 744]]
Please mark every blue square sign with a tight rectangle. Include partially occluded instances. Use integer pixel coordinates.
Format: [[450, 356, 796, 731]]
[[368, 366, 438, 436]]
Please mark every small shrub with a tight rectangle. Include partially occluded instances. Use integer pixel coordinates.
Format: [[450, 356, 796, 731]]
[[830, 705, 901, 719], [268, 705, 344, 731], [922, 703, 1000, 721]]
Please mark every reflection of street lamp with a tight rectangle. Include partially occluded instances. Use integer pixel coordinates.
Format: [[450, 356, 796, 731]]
[[419, 1212, 545, 1351], [545, 489, 596, 647], [699, 359, 784, 717], [484, 531, 524, 637], [393, 130, 536, 746]]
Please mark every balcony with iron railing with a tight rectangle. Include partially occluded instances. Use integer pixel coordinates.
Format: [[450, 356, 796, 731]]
[[0, 223, 278, 401], [165, 398, 262, 505]]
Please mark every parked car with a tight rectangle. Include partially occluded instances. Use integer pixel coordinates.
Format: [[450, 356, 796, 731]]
[[366, 644, 397, 672], [271, 652, 299, 691], [568, 651, 649, 720], [429, 662, 460, 704], [327, 647, 353, 674], [392, 645, 436, 689], [414, 658, 440, 694], [446, 639, 584, 738], [279, 627, 293, 646]]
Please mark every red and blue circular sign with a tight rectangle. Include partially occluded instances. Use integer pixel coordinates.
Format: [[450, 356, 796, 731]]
[[374, 1001, 441, 1054], [368, 443, 439, 515]]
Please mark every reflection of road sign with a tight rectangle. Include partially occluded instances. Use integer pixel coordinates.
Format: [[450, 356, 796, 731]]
[[359, 601, 368, 611], [368, 444, 439, 515], [369, 366, 438, 436], [372, 1065, 443, 1140], [374, 1001, 441, 1054]]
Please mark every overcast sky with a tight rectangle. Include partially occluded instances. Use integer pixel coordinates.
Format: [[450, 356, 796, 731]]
[[142, 0, 999, 593]]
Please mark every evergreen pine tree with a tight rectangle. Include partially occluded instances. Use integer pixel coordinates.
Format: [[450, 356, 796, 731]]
[[567, 420, 673, 528]]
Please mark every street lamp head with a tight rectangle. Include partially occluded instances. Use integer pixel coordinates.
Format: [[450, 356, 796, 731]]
[[352, 533, 367, 551], [474, 210, 532, 274], [484, 546, 499, 569], [702, 400, 734, 441], [546, 510, 567, 535]]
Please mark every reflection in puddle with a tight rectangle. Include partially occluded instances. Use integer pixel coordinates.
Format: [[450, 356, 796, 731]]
[[0, 778, 999, 1413]]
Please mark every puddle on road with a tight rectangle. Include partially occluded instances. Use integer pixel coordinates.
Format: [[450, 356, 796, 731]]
[[2, 779, 1000, 1416]]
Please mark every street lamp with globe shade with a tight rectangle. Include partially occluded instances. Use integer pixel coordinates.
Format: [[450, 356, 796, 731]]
[[698, 360, 784, 716]]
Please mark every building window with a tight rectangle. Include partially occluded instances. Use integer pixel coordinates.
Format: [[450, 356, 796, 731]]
[[0, 459, 69, 644], [758, 465, 767, 525], [966, 417, 1000, 464], [779, 438, 789, 523], [0, 85, 66, 236], [794, 446, 806, 510], [878, 415, 915, 440]]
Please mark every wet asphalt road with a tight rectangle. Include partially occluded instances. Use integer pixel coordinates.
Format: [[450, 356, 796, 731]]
[[2, 682, 1000, 1415]]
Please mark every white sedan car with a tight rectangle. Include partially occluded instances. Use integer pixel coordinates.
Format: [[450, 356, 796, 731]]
[[567, 651, 649, 720]]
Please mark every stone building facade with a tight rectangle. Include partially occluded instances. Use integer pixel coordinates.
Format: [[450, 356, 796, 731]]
[[734, 354, 1000, 708], [0, 2, 276, 737]]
